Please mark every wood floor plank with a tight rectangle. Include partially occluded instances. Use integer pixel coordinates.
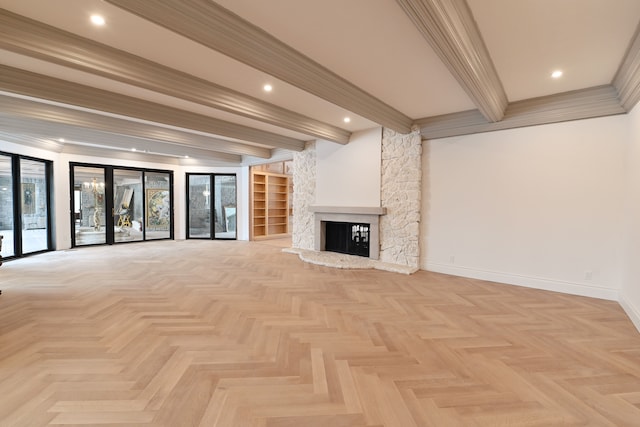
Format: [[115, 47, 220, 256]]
[[1, 239, 639, 426]]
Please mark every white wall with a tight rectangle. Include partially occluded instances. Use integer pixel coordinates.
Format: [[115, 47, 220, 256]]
[[622, 105, 640, 329], [423, 115, 629, 300], [315, 127, 382, 207]]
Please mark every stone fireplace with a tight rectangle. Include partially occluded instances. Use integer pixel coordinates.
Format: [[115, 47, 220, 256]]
[[292, 129, 422, 272], [309, 206, 386, 260]]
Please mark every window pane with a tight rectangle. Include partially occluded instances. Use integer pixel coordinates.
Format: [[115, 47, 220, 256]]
[[188, 175, 210, 238], [114, 169, 143, 243], [145, 172, 171, 240], [73, 166, 106, 246], [214, 175, 237, 239], [0, 155, 14, 258], [20, 159, 48, 254]]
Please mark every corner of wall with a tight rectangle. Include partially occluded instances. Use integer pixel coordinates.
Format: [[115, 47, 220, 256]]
[[291, 141, 316, 250], [619, 291, 640, 332]]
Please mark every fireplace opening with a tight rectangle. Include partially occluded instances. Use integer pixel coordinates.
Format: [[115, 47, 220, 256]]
[[324, 221, 370, 258]]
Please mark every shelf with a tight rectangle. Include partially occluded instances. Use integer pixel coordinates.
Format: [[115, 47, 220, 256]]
[[251, 170, 290, 241]]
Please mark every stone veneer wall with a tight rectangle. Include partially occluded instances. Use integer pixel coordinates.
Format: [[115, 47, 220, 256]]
[[292, 141, 316, 250], [379, 128, 422, 268]]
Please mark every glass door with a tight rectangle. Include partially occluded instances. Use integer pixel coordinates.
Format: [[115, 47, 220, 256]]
[[187, 173, 236, 240], [71, 163, 173, 247], [20, 158, 50, 254], [0, 152, 53, 259], [113, 169, 143, 243], [187, 174, 211, 238], [0, 154, 14, 258], [145, 172, 172, 240], [72, 166, 107, 246], [214, 175, 237, 239]]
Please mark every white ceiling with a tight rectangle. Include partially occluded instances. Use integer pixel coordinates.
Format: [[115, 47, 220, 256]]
[[467, 0, 640, 101], [1, 0, 639, 165]]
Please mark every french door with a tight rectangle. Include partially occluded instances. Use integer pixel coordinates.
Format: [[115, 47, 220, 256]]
[[0, 152, 53, 260], [186, 173, 237, 240], [70, 163, 173, 247]]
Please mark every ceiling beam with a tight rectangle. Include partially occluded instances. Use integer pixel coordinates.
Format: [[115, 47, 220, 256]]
[[103, 0, 414, 134], [61, 144, 182, 165], [614, 21, 640, 112], [417, 85, 625, 139], [395, 0, 508, 122], [0, 95, 272, 159], [0, 131, 65, 152], [0, 65, 305, 152], [0, 9, 350, 145], [0, 115, 243, 164]]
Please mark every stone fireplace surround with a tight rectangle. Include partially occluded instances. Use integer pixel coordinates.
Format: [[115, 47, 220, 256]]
[[291, 129, 422, 273], [309, 205, 386, 260]]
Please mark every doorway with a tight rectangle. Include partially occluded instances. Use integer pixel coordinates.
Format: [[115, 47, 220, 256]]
[[0, 151, 53, 260], [186, 173, 237, 240]]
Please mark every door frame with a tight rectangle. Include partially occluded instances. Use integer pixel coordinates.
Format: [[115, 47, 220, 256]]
[[186, 173, 237, 240]]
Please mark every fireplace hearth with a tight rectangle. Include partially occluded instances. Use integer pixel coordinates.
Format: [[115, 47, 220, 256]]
[[325, 222, 370, 257]]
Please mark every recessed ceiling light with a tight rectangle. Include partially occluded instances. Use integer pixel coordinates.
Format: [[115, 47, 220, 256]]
[[90, 14, 105, 26], [263, 84, 273, 92], [131, 148, 137, 152], [343, 117, 351, 123], [58, 138, 65, 142], [551, 70, 563, 79], [184, 155, 189, 158]]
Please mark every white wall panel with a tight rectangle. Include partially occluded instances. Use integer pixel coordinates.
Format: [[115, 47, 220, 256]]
[[316, 127, 382, 207], [423, 115, 628, 299]]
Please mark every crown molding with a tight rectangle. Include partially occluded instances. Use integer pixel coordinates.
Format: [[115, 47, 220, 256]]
[[0, 65, 305, 152], [0, 95, 271, 159], [613, 21, 640, 112], [0, 9, 350, 145], [417, 85, 625, 139], [395, 0, 507, 122], [103, 0, 413, 134]]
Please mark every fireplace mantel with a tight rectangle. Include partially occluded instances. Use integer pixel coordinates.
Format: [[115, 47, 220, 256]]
[[309, 206, 387, 216], [309, 205, 386, 260]]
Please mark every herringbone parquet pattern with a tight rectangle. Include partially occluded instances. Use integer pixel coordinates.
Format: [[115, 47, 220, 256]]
[[1, 240, 639, 426]]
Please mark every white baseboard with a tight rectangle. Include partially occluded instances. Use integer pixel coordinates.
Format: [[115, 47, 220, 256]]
[[425, 262, 620, 301], [619, 293, 640, 333]]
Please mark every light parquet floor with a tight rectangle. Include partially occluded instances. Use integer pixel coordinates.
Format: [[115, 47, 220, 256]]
[[1, 240, 639, 426]]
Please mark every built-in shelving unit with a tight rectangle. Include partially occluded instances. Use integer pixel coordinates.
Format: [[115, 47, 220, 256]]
[[251, 171, 289, 239]]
